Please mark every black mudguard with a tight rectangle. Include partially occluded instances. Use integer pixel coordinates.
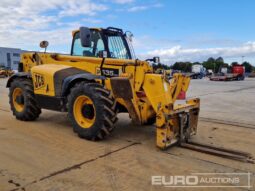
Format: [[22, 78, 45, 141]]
[[61, 73, 105, 97], [6, 72, 31, 88]]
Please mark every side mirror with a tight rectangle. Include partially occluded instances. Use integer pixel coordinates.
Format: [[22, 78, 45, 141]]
[[98, 50, 107, 58], [39, 41, 49, 53], [40, 41, 49, 48], [79, 27, 91, 47]]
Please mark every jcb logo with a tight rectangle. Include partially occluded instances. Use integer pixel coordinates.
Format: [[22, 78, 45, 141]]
[[34, 73, 45, 89]]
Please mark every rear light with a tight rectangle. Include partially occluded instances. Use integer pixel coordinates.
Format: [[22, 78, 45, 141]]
[[177, 90, 186, 100]]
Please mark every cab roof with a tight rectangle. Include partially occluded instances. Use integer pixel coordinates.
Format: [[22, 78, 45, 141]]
[[72, 27, 124, 36]]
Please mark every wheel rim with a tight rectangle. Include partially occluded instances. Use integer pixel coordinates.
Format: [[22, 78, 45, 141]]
[[73, 95, 96, 128], [12, 87, 24, 112]]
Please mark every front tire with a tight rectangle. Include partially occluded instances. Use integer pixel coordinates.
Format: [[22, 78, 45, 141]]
[[9, 78, 41, 121], [68, 82, 118, 140]]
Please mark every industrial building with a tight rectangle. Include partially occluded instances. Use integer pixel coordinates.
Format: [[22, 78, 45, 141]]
[[0, 47, 26, 70]]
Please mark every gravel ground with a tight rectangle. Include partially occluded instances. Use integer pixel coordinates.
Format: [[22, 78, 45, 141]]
[[0, 77, 254, 191]]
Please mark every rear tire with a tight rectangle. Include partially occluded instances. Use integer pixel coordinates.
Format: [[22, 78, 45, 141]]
[[68, 82, 118, 140], [9, 78, 41, 121]]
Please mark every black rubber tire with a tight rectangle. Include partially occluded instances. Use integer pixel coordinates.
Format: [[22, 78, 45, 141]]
[[9, 78, 41, 121], [68, 82, 118, 140]]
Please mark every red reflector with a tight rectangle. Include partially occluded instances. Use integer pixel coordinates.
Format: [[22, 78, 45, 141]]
[[136, 91, 146, 98], [177, 91, 186, 100]]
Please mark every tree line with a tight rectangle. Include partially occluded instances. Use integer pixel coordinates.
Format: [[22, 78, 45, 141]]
[[152, 57, 254, 73]]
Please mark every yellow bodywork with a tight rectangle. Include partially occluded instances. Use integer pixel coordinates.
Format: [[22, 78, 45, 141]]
[[19, 28, 199, 149], [31, 64, 71, 96]]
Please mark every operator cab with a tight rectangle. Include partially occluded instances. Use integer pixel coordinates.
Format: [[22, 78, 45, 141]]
[[71, 27, 135, 60]]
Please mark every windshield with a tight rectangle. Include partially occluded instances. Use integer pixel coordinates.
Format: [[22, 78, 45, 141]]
[[106, 35, 131, 59]]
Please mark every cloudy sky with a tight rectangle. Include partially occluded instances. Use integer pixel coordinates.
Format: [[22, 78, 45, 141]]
[[0, 0, 254, 65]]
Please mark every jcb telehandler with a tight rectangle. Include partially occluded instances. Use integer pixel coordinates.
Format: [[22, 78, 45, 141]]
[[6, 27, 200, 149]]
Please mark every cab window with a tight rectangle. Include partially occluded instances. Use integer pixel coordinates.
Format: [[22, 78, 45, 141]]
[[72, 30, 105, 57], [107, 36, 130, 59]]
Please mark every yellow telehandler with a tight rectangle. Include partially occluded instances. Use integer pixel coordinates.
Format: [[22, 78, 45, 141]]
[[6, 27, 200, 149]]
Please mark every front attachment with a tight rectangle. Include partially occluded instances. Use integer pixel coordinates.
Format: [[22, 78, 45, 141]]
[[156, 98, 200, 149]]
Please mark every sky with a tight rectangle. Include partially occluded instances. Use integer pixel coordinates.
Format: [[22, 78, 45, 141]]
[[0, 0, 255, 65]]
